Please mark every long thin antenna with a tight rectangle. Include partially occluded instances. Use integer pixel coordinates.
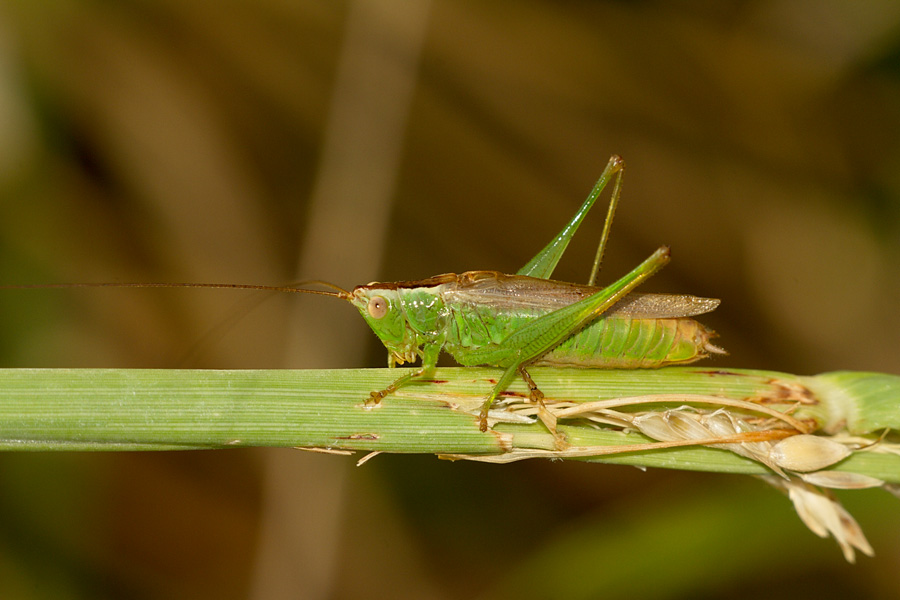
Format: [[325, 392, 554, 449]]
[[0, 281, 352, 300]]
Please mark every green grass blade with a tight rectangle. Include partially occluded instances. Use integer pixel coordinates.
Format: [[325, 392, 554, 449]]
[[0, 366, 896, 484]]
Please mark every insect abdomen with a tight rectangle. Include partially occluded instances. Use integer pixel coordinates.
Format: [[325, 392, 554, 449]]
[[534, 317, 717, 368]]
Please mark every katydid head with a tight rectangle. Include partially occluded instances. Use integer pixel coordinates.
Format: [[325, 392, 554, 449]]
[[348, 285, 417, 365]]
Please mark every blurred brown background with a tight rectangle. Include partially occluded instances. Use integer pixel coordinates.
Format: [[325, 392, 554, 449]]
[[0, 1, 899, 598]]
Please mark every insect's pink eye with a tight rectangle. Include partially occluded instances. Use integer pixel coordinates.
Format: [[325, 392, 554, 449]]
[[367, 296, 388, 319]]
